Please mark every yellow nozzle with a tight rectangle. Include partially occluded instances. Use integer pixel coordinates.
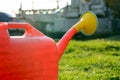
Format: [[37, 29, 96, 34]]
[[74, 11, 98, 35], [57, 11, 98, 61]]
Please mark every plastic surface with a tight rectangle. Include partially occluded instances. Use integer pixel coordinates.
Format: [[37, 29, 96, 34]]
[[74, 11, 98, 35], [0, 11, 98, 80], [57, 11, 98, 60], [0, 22, 58, 80]]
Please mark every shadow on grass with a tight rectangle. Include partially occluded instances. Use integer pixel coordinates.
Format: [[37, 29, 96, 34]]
[[105, 35, 120, 41]]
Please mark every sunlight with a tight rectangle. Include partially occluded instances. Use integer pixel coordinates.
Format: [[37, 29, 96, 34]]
[[0, 0, 71, 15], [21, 0, 71, 9]]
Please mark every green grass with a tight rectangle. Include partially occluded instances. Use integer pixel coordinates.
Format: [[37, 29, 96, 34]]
[[59, 38, 120, 80]]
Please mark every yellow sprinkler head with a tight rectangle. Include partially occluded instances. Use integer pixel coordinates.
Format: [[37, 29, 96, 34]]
[[74, 11, 98, 36], [57, 11, 98, 60], [80, 11, 98, 35]]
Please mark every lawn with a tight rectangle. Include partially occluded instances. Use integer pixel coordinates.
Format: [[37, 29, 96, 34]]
[[59, 36, 120, 80]]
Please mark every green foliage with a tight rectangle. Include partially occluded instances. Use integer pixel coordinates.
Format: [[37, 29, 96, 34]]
[[59, 39, 120, 80]]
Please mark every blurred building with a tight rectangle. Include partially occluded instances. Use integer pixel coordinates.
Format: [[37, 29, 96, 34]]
[[15, 0, 120, 33]]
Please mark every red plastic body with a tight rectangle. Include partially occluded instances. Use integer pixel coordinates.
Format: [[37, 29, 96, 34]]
[[0, 22, 58, 80], [0, 22, 77, 80], [0, 11, 97, 80]]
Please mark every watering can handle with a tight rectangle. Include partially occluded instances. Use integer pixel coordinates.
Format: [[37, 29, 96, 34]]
[[8, 22, 44, 36]]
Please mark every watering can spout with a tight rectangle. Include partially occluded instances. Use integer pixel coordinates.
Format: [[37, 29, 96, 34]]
[[57, 11, 98, 61]]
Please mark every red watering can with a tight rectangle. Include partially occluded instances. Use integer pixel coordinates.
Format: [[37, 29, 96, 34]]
[[0, 11, 98, 80]]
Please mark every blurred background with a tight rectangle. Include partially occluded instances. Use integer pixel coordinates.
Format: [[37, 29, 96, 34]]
[[0, 0, 120, 79], [0, 0, 120, 38]]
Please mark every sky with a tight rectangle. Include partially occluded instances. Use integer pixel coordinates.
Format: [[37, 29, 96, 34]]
[[0, 0, 71, 16]]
